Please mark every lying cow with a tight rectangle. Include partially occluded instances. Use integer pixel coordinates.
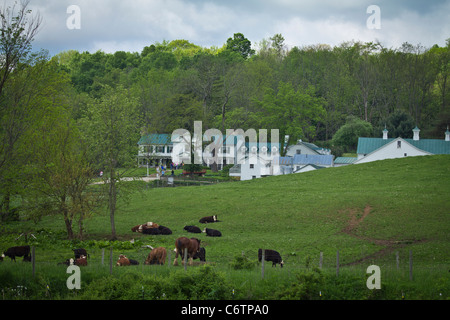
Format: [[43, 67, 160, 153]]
[[145, 247, 167, 265], [73, 248, 89, 259], [131, 222, 160, 233], [199, 215, 219, 224], [1, 245, 31, 262], [258, 249, 284, 268], [74, 255, 88, 266], [184, 225, 201, 233], [116, 254, 131, 266], [142, 225, 172, 235], [203, 227, 222, 237]]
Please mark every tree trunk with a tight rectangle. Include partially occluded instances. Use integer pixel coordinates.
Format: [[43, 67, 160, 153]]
[[109, 167, 117, 240]]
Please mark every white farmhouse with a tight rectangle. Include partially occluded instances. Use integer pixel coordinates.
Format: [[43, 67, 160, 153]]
[[354, 127, 450, 164]]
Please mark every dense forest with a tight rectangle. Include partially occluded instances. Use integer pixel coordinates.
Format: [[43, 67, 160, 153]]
[[1, 3, 449, 237]]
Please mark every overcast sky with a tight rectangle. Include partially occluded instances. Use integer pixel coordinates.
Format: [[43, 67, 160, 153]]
[[11, 0, 450, 56]]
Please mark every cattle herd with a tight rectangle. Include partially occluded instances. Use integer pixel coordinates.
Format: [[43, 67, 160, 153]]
[[1, 214, 285, 269]]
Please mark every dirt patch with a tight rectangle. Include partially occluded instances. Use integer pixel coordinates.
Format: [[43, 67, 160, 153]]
[[339, 205, 425, 266]]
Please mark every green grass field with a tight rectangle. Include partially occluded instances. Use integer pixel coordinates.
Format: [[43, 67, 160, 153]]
[[1, 155, 449, 300]]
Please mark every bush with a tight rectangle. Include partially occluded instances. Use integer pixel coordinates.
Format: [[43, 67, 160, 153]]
[[230, 254, 256, 270], [274, 267, 324, 300]]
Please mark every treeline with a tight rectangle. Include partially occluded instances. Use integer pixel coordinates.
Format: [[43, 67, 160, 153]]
[[58, 34, 450, 147], [1, 2, 449, 237]]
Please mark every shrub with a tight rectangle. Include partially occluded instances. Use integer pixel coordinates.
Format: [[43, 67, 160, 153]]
[[230, 254, 256, 270]]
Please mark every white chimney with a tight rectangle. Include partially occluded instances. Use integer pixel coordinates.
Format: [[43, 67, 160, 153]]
[[446, 126, 450, 142], [413, 126, 420, 141], [383, 127, 388, 140]]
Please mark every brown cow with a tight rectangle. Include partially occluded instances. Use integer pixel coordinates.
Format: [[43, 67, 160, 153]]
[[173, 237, 201, 266], [116, 254, 131, 266], [75, 255, 88, 266], [131, 222, 160, 233], [145, 247, 167, 265]]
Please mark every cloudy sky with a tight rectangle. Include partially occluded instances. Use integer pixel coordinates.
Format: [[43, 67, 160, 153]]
[[11, 0, 450, 56]]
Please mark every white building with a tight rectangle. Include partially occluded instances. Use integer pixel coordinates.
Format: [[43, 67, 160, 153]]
[[354, 127, 450, 164]]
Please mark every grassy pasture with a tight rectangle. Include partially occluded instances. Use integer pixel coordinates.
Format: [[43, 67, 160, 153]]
[[0, 155, 449, 299]]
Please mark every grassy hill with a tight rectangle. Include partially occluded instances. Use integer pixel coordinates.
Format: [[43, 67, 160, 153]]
[[5, 155, 450, 264], [1, 155, 449, 299]]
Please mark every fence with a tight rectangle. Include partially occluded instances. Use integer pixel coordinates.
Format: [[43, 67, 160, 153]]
[[19, 245, 421, 281]]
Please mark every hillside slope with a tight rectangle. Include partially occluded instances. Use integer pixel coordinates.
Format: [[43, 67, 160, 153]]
[[106, 155, 449, 267]]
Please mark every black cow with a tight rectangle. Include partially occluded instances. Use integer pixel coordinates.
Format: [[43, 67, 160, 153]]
[[258, 249, 284, 267], [73, 248, 89, 259], [184, 225, 201, 233], [129, 259, 139, 265], [193, 247, 206, 262], [1, 245, 31, 262], [199, 215, 219, 224], [202, 227, 222, 237], [142, 225, 172, 235], [158, 225, 172, 235]]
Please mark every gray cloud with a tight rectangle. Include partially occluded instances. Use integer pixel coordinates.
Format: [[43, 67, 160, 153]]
[[9, 0, 449, 55]]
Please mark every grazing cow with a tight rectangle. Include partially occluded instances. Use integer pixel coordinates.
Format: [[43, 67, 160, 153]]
[[116, 254, 131, 266], [193, 247, 206, 262], [173, 237, 201, 266], [73, 248, 89, 259], [258, 249, 284, 268], [203, 227, 222, 237], [1, 245, 30, 262], [199, 215, 219, 224], [184, 226, 201, 233], [75, 255, 88, 266], [145, 247, 167, 265]]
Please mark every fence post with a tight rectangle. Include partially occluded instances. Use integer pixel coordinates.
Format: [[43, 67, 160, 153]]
[[319, 252, 323, 269], [184, 248, 187, 271], [396, 251, 399, 270], [336, 250, 339, 277], [409, 250, 413, 281], [109, 247, 113, 275], [261, 250, 265, 279], [101, 248, 105, 265], [32, 246, 35, 277]]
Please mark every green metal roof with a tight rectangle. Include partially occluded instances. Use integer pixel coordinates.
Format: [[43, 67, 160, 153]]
[[357, 137, 450, 155], [334, 157, 357, 164], [138, 134, 173, 145]]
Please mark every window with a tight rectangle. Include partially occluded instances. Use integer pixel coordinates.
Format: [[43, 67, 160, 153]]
[[250, 164, 254, 169], [397, 141, 401, 148], [296, 149, 301, 154], [166, 146, 173, 153]]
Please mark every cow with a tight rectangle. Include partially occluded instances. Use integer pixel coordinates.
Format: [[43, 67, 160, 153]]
[[142, 225, 172, 235], [132, 222, 160, 233], [199, 215, 219, 224], [129, 258, 139, 265], [203, 227, 222, 237], [145, 247, 167, 265], [193, 247, 206, 262], [116, 254, 131, 266], [73, 248, 89, 259], [74, 255, 88, 266], [158, 225, 172, 235], [173, 237, 201, 266], [1, 245, 30, 262], [184, 225, 201, 233], [258, 249, 284, 268]]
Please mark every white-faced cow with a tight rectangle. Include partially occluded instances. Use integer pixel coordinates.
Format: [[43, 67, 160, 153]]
[[184, 225, 201, 233], [199, 215, 219, 224], [116, 254, 131, 266], [202, 227, 222, 237], [73, 248, 89, 259], [1, 245, 30, 262], [258, 249, 284, 268]]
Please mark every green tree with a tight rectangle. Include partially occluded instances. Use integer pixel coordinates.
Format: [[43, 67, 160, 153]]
[[78, 85, 140, 240], [256, 81, 325, 153], [332, 116, 373, 152], [225, 33, 255, 60]]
